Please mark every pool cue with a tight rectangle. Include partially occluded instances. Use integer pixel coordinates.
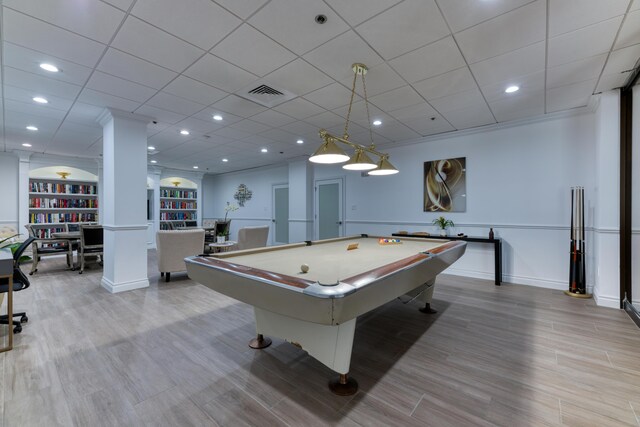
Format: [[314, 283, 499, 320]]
[[569, 187, 576, 293]]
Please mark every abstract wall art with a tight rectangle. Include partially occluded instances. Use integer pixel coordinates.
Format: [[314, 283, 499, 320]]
[[424, 157, 466, 212]]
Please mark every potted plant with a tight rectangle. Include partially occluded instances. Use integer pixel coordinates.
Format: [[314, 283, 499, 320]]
[[216, 224, 228, 244], [432, 216, 454, 236]]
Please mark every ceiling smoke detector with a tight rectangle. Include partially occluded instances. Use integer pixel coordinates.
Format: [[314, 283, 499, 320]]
[[315, 14, 327, 24]]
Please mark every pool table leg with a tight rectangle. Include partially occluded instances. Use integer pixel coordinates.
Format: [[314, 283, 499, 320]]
[[248, 334, 272, 349], [329, 373, 358, 396]]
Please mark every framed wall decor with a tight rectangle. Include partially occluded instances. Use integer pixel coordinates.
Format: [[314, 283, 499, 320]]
[[424, 157, 466, 212]]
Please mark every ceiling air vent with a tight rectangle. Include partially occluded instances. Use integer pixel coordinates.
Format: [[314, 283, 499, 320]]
[[236, 81, 297, 108]]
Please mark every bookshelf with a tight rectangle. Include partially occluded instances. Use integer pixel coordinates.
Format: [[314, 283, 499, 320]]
[[159, 186, 197, 230], [28, 178, 98, 238]]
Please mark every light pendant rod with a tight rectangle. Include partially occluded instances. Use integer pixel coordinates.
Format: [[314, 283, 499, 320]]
[[319, 130, 387, 159]]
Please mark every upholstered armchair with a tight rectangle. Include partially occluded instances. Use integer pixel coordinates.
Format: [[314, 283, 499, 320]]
[[156, 229, 205, 282], [236, 226, 270, 250]]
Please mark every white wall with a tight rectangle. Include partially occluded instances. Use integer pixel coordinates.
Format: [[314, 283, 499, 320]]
[[0, 153, 19, 237], [202, 164, 288, 240], [633, 86, 640, 305]]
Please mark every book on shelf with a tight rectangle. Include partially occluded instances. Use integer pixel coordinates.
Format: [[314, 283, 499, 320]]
[[29, 212, 98, 224], [160, 188, 197, 199], [29, 198, 98, 209], [29, 181, 97, 194]]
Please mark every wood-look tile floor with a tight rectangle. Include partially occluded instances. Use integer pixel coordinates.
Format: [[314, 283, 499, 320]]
[[2, 251, 639, 426]]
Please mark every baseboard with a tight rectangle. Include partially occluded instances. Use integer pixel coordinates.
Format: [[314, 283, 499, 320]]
[[101, 276, 149, 293], [445, 267, 566, 290], [592, 288, 620, 309], [624, 300, 640, 328]]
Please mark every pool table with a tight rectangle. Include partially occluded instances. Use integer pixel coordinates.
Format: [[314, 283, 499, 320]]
[[185, 234, 466, 395]]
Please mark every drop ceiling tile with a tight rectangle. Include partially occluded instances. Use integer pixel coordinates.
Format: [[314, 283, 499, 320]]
[[4, 110, 62, 133], [547, 54, 608, 89], [102, 0, 134, 11], [596, 73, 628, 92], [273, 98, 326, 120], [480, 70, 544, 102], [616, 10, 640, 49], [77, 88, 142, 112], [131, 0, 241, 50], [263, 59, 333, 96], [546, 79, 596, 113], [111, 16, 204, 72], [134, 105, 187, 125], [604, 44, 640, 77], [331, 100, 387, 126], [175, 117, 224, 134], [469, 42, 545, 87], [549, 0, 629, 37], [488, 91, 545, 122], [184, 54, 258, 93], [97, 48, 178, 89], [325, 0, 403, 26], [249, 0, 349, 55], [86, 71, 157, 103], [369, 120, 421, 141], [339, 63, 407, 97], [261, 128, 297, 142], [192, 108, 243, 125], [238, 135, 276, 146], [390, 37, 466, 83], [146, 92, 206, 116], [429, 87, 487, 113], [404, 114, 454, 135], [455, 0, 545, 64], [214, 0, 268, 19], [443, 104, 496, 130], [229, 119, 272, 134], [357, 0, 449, 60], [279, 120, 319, 138], [3, 43, 93, 86], [548, 17, 623, 67], [4, 0, 125, 43], [389, 102, 439, 122], [369, 85, 424, 112], [4, 99, 68, 120], [413, 67, 477, 101], [250, 110, 297, 127], [66, 102, 107, 125], [212, 95, 267, 117], [3, 68, 82, 100], [438, 0, 535, 33], [632, 0, 640, 10], [163, 76, 227, 106], [304, 111, 346, 129], [304, 83, 361, 110], [3, 8, 106, 67], [212, 126, 254, 140], [211, 24, 296, 77], [3, 85, 73, 112], [303, 31, 385, 81]]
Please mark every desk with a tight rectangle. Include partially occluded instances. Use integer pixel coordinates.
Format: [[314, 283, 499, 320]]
[[186, 235, 466, 395], [393, 233, 502, 285], [0, 249, 13, 352]]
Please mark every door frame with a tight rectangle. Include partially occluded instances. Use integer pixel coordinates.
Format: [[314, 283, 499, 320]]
[[314, 177, 344, 240], [272, 183, 289, 245]]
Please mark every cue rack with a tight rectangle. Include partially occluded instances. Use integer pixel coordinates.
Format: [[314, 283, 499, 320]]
[[566, 186, 591, 298]]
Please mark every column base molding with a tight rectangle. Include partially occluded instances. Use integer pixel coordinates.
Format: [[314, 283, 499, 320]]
[[101, 276, 149, 293]]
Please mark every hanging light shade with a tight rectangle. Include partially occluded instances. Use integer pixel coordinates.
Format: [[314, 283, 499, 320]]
[[309, 136, 350, 164], [368, 156, 399, 175], [343, 149, 377, 170]]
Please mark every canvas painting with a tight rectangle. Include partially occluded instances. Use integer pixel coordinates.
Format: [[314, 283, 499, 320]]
[[424, 157, 466, 212]]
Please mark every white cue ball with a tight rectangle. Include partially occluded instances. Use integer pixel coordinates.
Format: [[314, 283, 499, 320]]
[[300, 263, 309, 273]]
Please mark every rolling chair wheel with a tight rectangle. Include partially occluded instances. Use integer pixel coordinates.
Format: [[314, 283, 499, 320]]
[[21, 315, 28, 323], [13, 325, 21, 334]]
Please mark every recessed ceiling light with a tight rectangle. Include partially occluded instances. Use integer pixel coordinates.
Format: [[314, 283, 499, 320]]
[[213, 115, 223, 121], [147, 146, 155, 150], [150, 160, 157, 164], [297, 139, 304, 144], [26, 126, 38, 131], [22, 143, 32, 147], [193, 166, 199, 169], [505, 85, 519, 93], [261, 148, 268, 153], [373, 120, 382, 126], [33, 97, 48, 104], [180, 129, 190, 135], [222, 158, 229, 162], [39, 63, 59, 72]]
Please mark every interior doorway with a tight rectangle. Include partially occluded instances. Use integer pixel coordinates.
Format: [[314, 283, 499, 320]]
[[315, 178, 343, 240], [272, 184, 289, 245]]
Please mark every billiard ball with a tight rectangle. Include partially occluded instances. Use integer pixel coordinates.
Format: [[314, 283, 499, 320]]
[[301, 263, 309, 273]]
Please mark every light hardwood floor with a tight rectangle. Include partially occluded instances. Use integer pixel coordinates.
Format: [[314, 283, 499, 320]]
[[1, 251, 639, 426]]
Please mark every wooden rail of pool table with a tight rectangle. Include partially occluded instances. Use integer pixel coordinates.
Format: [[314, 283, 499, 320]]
[[393, 233, 502, 286]]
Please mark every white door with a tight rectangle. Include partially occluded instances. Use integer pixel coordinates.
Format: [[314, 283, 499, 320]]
[[272, 184, 289, 244], [315, 178, 343, 240]]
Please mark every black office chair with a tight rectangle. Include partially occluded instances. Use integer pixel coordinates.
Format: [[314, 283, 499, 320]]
[[0, 237, 35, 333], [184, 220, 197, 227], [78, 225, 104, 274]]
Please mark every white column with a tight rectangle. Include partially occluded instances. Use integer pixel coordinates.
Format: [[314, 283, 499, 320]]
[[147, 167, 162, 248], [97, 109, 151, 293], [95, 158, 104, 223], [194, 173, 204, 226], [15, 151, 32, 236], [288, 160, 314, 242]]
